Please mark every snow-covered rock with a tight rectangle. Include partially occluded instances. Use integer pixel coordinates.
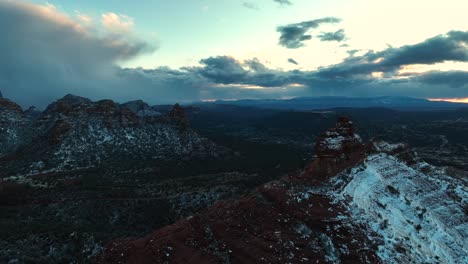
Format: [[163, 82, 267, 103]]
[[336, 152, 467, 263]]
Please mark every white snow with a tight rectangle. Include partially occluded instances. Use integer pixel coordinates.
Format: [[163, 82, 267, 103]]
[[372, 141, 406, 153], [338, 153, 468, 264]]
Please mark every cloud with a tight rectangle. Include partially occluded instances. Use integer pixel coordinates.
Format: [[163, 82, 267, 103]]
[[244, 58, 270, 72], [413, 71, 468, 88], [273, 0, 293, 6], [277, 17, 341, 48], [102, 31, 468, 99], [288, 58, 299, 65], [346, 49, 360, 56], [183, 56, 289, 88], [75, 11, 92, 24], [243, 2, 260, 10], [317, 30, 468, 78], [101, 12, 134, 33], [196, 56, 249, 84], [180, 32, 468, 99], [0, 0, 155, 107], [317, 29, 346, 42]]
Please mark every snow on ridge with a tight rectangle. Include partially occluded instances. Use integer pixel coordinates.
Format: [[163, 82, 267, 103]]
[[372, 141, 406, 153], [322, 133, 362, 151], [339, 153, 468, 264]]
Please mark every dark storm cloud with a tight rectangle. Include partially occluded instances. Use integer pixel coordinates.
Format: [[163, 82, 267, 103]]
[[244, 58, 271, 72], [288, 58, 299, 65], [413, 71, 468, 88], [317, 29, 346, 42], [317, 31, 468, 78], [196, 56, 249, 84], [379, 31, 468, 67], [277, 17, 341, 48], [273, 0, 293, 6], [184, 56, 293, 88], [0, 1, 155, 107], [242, 2, 260, 10]]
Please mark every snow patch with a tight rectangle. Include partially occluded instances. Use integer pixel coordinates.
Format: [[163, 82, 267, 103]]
[[339, 154, 468, 263]]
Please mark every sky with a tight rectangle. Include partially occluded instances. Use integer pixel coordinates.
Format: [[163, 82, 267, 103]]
[[0, 0, 467, 107]]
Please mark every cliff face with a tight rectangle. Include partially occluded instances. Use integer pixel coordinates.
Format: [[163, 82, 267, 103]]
[[0, 98, 32, 155], [97, 117, 468, 264], [301, 116, 365, 181]]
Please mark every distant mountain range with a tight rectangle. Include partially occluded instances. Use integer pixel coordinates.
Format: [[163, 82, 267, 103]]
[[2, 88, 467, 111], [206, 96, 468, 111]]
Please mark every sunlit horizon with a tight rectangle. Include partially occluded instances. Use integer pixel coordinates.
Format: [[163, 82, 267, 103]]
[[428, 98, 468, 103]]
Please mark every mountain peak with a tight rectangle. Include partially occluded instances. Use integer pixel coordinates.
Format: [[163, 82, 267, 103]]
[[122, 100, 149, 111], [43, 94, 92, 115], [122, 100, 161, 117], [60, 94, 93, 105], [315, 116, 360, 155]]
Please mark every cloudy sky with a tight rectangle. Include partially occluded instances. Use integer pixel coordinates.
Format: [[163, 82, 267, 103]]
[[1, 0, 467, 107]]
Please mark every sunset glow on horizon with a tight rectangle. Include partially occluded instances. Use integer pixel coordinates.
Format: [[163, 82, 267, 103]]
[[428, 98, 468, 103]]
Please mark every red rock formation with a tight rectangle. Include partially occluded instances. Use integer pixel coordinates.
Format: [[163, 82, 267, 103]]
[[43, 94, 92, 116], [299, 117, 365, 182], [0, 98, 23, 113], [169, 103, 190, 130], [96, 117, 381, 264]]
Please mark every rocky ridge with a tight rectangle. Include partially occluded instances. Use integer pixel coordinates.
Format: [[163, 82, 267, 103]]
[[97, 117, 468, 264], [333, 142, 468, 263], [0, 94, 224, 175]]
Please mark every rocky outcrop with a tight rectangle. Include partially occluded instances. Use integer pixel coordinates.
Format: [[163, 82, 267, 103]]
[[1, 95, 225, 174], [122, 100, 161, 117], [0, 98, 23, 114], [168, 103, 190, 130], [301, 117, 365, 181]]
